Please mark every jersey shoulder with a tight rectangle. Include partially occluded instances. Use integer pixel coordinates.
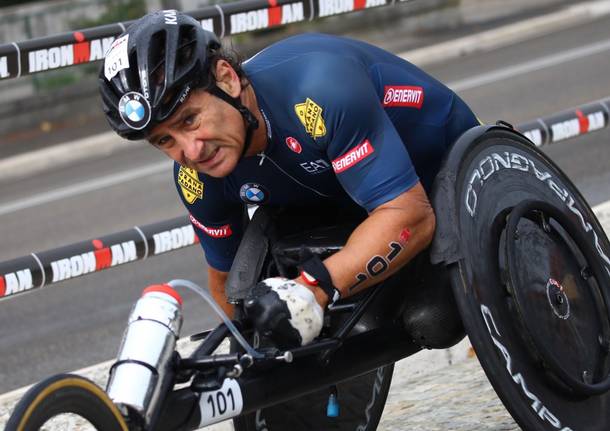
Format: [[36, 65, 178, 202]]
[[246, 36, 380, 146]]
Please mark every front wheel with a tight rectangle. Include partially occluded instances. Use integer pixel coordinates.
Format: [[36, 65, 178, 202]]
[[5, 373, 129, 431]]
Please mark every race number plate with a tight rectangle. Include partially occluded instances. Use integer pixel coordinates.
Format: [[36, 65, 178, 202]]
[[104, 34, 129, 81], [198, 378, 244, 427]]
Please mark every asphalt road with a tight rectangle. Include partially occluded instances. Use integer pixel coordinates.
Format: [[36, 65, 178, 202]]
[[1, 13, 610, 395]]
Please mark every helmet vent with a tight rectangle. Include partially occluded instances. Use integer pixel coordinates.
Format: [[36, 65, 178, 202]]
[[149, 30, 167, 87], [124, 50, 140, 90], [176, 25, 198, 78]]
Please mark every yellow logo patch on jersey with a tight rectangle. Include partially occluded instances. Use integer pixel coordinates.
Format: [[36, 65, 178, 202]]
[[178, 167, 204, 204], [294, 98, 326, 139]]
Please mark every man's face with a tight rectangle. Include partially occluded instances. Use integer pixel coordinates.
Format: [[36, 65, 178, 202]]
[[148, 89, 245, 177]]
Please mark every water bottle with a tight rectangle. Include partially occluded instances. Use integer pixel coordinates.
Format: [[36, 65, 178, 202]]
[[106, 284, 183, 426]]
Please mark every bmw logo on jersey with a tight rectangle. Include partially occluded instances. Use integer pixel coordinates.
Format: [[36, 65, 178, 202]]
[[118, 91, 152, 130], [240, 183, 269, 204]]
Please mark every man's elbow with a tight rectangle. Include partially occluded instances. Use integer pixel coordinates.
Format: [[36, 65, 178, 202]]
[[420, 208, 436, 249]]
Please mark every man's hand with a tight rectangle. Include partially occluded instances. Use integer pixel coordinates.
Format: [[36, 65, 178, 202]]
[[244, 277, 324, 348]]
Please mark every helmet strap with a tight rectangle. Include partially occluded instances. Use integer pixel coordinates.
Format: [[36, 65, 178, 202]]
[[207, 84, 259, 157]]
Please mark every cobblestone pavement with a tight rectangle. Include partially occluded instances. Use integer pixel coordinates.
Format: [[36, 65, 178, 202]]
[[380, 356, 519, 431]]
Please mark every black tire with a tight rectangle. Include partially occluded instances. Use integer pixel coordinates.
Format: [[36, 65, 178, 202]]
[[233, 364, 394, 431], [440, 125, 610, 431], [5, 373, 129, 431]]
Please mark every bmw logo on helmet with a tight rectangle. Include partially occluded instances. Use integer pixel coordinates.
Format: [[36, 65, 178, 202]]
[[118, 92, 152, 130], [240, 183, 269, 204]]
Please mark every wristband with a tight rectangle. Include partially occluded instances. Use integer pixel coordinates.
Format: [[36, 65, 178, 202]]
[[300, 270, 319, 287], [300, 255, 341, 305]]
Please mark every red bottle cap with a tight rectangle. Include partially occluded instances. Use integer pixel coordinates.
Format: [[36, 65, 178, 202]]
[[142, 284, 183, 306]]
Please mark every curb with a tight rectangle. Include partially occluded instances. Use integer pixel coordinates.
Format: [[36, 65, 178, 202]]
[[2, 1, 610, 183]]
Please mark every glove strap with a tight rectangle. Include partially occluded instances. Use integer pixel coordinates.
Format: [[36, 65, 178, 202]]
[[300, 256, 341, 305]]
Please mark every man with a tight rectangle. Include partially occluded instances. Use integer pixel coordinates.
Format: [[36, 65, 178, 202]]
[[99, 10, 479, 347]]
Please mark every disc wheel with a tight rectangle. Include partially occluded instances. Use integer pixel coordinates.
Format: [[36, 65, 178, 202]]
[[5, 374, 129, 431], [443, 125, 610, 431]]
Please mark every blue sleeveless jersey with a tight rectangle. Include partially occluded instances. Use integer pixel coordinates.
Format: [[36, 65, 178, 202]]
[[173, 33, 479, 271]]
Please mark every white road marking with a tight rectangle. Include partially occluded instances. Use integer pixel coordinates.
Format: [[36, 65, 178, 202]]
[[401, 0, 610, 67], [449, 38, 610, 92], [0, 132, 141, 183], [0, 161, 171, 217]]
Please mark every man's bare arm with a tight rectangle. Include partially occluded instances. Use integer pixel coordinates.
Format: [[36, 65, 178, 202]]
[[303, 182, 435, 307], [207, 266, 234, 318]]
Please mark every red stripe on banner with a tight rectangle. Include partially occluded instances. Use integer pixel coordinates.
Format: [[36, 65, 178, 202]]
[[268, 5, 282, 26], [354, 0, 366, 10], [93, 239, 112, 270], [576, 110, 589, 133], [73, 31, 85, 42], [72, 31, 90, 64], [0, 275, 5, 297]]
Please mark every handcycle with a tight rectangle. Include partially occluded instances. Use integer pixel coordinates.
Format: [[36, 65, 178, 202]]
[[6, 124, 610, 431]]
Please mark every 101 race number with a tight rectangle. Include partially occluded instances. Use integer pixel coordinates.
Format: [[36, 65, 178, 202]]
[[198, 378, 244, 426]]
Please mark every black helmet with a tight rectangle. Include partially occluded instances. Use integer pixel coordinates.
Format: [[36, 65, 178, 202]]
[[99, 10, 220, 140]]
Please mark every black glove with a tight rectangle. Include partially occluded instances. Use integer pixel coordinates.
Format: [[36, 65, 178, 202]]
[[244, 278, 324, 349]]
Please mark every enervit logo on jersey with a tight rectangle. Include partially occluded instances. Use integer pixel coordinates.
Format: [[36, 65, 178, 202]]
[[27, 32, 114, 73], [189, 214, 233, 238], [0, 269, 34, 297], [332, 139, 375, 173], [295, 98, 326, 139], [178, 167, 204, 204], [382, 86, 424, 109], [229, 1, 304, 34]]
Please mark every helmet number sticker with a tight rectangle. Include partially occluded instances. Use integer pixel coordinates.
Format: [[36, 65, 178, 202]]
[[104, 34, 130, 81]]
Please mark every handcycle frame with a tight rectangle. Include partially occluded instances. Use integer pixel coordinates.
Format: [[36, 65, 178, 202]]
[[123, 124, 509, 430], [147, 204, 430, 430]]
